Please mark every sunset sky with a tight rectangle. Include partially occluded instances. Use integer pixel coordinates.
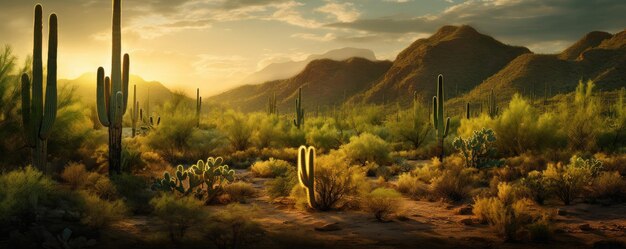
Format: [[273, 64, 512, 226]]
[[1, 0, 624, 96]]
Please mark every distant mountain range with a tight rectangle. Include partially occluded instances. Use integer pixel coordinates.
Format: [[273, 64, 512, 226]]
[[209, 25, 626, 112], [240, 47, 377, 85]]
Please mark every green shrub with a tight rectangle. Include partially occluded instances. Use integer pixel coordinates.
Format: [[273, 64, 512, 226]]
[[61, 162, 89, 189], [590, 171, 625, 201], [250, 158, 293, 178], [527, 215, 552, 242], [543, 156, 596, 205], [0, 166, 55, 224], [396, 173, 429, 199], [266, 170, 298, 199], [223, 111, 252, 151], [150, 194, 207, 243], [204, 204, 264, 249], [560, 81, 602, 152], [595, 153, 626, 175], [452, 128, 502, 168], [430, 162, 475, 202], [224, 182, 257, 203], [385, 101, 431, 150], [340, 132, 391, 165], [306, 122, 342, 152], [520, 171, 549, 205], [111, 174, 153, 213], [79, 191, 126, 228], [362, 188, 403, 221]]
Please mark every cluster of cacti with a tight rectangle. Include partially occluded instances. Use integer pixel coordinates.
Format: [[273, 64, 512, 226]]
[[153, 157, 235, 202], [95, 0, 130, 175], [293, 88, 304, 129], [297, 146, 316, 209], [268, 92, 277, 115], [140, 108, 160, 130], [452, 128, 502, 168], [130, 85, 139, 137], [21, 5, 58, 173], [487, 88, 498, 118], [196, 88, 202, 127], [432, 75, 450, 161]]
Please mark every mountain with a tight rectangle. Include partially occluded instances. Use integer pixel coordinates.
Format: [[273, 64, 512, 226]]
[[354, 25, 531, 104], [208, 57, 392, 112], [240, 47, 377, 84], [59, 73, 173, 108], [450, 28, 626, 107]]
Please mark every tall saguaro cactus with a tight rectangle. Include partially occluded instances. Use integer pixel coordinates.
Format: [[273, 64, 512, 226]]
[[487, 88, 498, 118], [21, 5, 58, 173], [268, 92, 277, 115], [130, 84, 138, 137], [293, 88, 304, 129], [297, 145, 316, 209], [196, 88, 202, 127], [432, 74, 450, 162], [465, 102, 471, 119], [96, 0, 130, 175]]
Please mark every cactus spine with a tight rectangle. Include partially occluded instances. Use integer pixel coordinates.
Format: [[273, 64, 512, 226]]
[[487, 88, 498, 118], [293, 87, 304, 129], [432, 75, 450, 162], [96, 0, 130, 175], [130, 84, 138, 137], [297, 146, 316, 209], [268, 92, 277, 115], [196, 88, 201, 127], [21, 5, 57, 173]]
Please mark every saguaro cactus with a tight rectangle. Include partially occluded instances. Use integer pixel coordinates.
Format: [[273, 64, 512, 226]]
[[297, 145, 316, 209], [487, 88, 498, 118], [293, 88, 304, 129], [196, 88, 202, 127], [268, 92, 277, 115], [432, 75, 450, 162], [21, 5, 58, 173], [130, 85, 138, 137], [465, 102, 471, 119], [96, 0, 130, 175]]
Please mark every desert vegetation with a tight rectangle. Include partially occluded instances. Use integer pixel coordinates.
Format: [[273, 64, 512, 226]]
[[0, 1, 624, 249]]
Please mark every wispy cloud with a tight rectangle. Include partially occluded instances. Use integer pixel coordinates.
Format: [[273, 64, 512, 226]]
[[315, 2, 361, 22]]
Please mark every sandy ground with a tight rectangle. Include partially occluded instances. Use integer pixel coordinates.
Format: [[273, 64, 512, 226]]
[[97, 167, 626, 249]]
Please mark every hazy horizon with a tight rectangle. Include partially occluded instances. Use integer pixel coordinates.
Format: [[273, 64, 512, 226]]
[[1, 0, 624, 96]]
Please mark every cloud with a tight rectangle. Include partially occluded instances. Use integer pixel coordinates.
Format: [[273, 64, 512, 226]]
[[328, 0, 626, 47], [315, 2, 361, 22], [268, 1, 322, 28], [291, 32, 336, 41]]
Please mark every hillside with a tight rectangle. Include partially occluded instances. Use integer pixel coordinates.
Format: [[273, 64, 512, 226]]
[[354, 25, 531, 104], [59, 73, 173, 108], [450, 29, 626, 108], [208, 57, 392, 113], [240, 47, 377, 84]]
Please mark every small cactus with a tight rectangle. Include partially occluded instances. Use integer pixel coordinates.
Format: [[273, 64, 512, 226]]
[[268, 92, 277, 115], [196, 88, 202, 127], [293, 88, 304, 129], [465, 102, 471, 119], [297, 145, 316, 209], [130, 85, 139, 137], [21, 4, 58, 173], [487, 88, 498, 118]]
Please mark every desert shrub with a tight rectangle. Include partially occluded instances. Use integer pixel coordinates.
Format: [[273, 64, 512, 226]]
[[452, 128, 503, 168], [472, 182, 536, 241], [257, 147, 299, 162], [430, 161, 476, 202], [223, 182, 257, 203], [223, 111, 253, 151], [266, 170, 298, 199], [362, 188, 403, 221], [307, 122, 342, 152], [385, 102, 431, 150], [204, 204, 264, 249], [589, 171, 625, 201], [595, 153, 626, 175], [111, 174, 153, 213], [504, 153, 548, 174], [527, 215, 552, 242], [251, 113, 281, 148], [150, 194, 206, 243], [340, 132, 391, 165], [91, 176, 118, 200], [79, 191, 126, 228], [396, 173, 429, 199], [0, 167, 55, 225], [543, 156, 598, 205], [560, 81, 602, 152], [61, 162, 89, 189], [121, 138, 144, 173], [520, 171, 549, 205], [250, 158, 293, 178], [598, 88, 626, 152]]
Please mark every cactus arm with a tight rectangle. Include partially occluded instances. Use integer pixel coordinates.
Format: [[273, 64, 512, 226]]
[[31, 5, 44, 136], [96, 67, 110, 127], [297, 146, 308, 186], [444, 117, 450, 137], [40, 13, 57, 139], [122, 53, 129, 113]]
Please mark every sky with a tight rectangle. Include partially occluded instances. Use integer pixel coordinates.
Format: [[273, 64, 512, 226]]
[[1, 0, 624, 96]]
